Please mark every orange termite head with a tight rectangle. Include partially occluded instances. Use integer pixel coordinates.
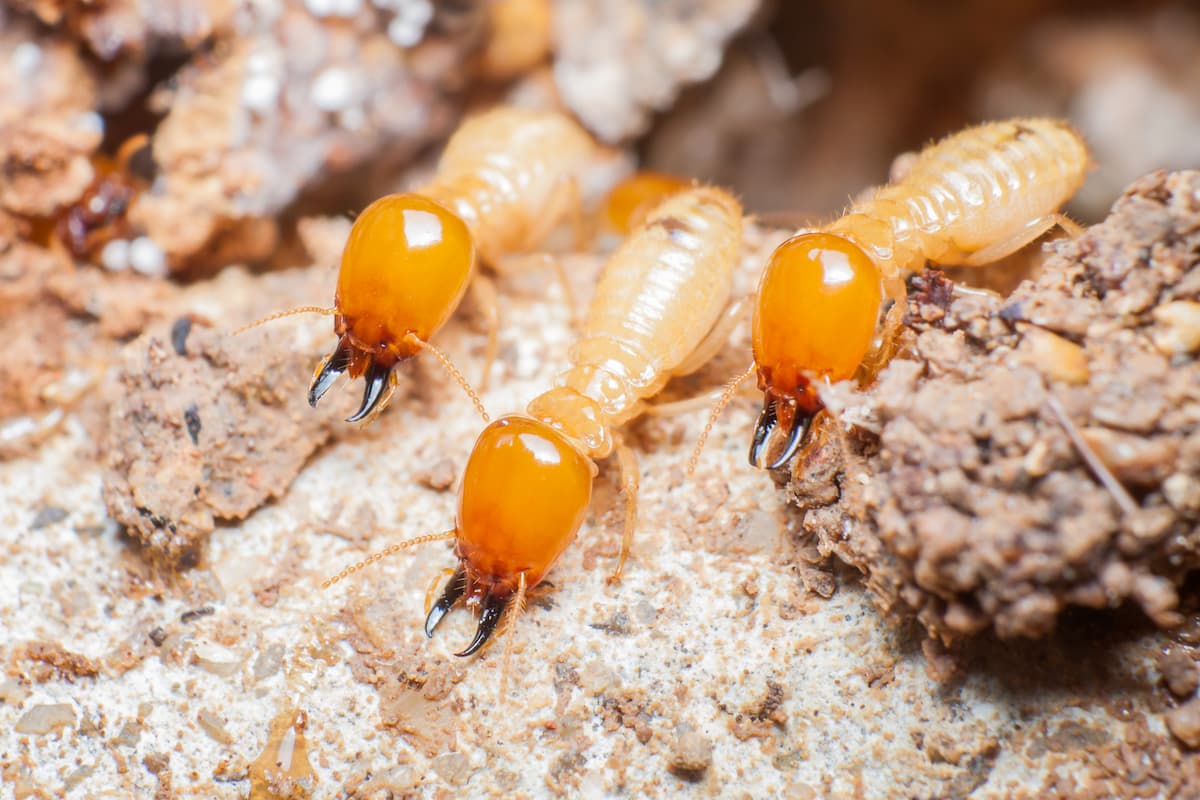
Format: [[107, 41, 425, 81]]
[[603, 171, 692, 235], [309, 193, 475, 423], [750, 232, 882, 469], [425, 415, 595, 656]]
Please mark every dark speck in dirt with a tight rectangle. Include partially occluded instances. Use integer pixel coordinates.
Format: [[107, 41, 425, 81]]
[[30, 506, 68, 529], [171, 317, 192, 356], [180, 606, 215, 623], [184, 404, 201, 445]]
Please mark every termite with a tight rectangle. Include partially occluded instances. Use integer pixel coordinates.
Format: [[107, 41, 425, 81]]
[[33, 134, 151, 263], [240, 106, 598, 423], [691, 117, 1090, 471], [324, 186, 744, 660], [602, 171, 691, 235]]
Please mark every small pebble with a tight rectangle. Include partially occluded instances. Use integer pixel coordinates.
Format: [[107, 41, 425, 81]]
[[1159, 648, 1200, 698], [30, 506, 68, 530], [241, 73, 281, 111], [1152, 301, 1200, 355], [129, 237, 167, 277], [431, 752, 470, 785], [668, 730, 713, 780], [198, 710, 234, 745], [1166, 697, 1200, 748], [311, 67, 358, 112], [11, 42, 42, 76], [304, 0, 336, 16], [15, 703, 76, 735], [100, 239, 131, 272], [387, 0, 434, 47], [252, 643, 286, 681]]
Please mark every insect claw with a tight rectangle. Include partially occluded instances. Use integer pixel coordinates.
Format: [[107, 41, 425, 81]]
[[309, 343, 352, 407], [455, 592, 507, 657], [425, 566, 467, 637], [346, 362, 391, 423], [748, 398, 779, 468], [765, 414, 810, 470]]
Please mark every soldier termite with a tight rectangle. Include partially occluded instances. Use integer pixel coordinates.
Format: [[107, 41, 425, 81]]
[[238, 106, 600, 424], [690, 117, 1090, 472], [323, 186, 744, 672]]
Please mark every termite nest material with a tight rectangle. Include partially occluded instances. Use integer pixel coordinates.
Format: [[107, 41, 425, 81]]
[[790, 169, 1200, 645]]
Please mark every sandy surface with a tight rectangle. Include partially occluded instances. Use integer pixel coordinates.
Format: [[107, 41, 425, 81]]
[[2, 216, 1197, 799]]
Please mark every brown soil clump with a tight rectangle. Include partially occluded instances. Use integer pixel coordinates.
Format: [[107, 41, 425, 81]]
[[789, 169, 1200, 644], [103, 317, 339, 566]]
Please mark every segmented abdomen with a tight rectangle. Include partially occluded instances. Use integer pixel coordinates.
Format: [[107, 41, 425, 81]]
[[423, 108, 596, 264], [525, 187, 743, 458], [569, 187, 742, 417], [829, 118, 1089, 271]]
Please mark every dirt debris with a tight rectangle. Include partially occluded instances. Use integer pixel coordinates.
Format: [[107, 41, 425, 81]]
[[14, 641, 102, 683], [1159, 647, 1199, 698], [667, 727, 713, 780], [102, 316, 339, 566], [0, 22, 100, 221], [789, 169, 1200, 646], [553, 0, 760, 142]]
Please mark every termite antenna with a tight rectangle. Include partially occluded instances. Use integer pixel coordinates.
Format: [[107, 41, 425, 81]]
[[115, 133, 151, 169], [404, 334, 491, 423], [686, 362, 757, 477], [232, 306, 335, 336], [321, 530, 456, 589], [498, 571, 527, 702]]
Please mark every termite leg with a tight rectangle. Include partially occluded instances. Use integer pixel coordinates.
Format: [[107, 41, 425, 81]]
[[469, 274, 501, 392], [608, 439, 640, 585], [346, 361, 394, 423], [425, 565, 467, 637], [672, 295, 752, 377], [532, 174, 584, 252], [550, 256, 580, 325], [490, 251, 580, 325], [647, 384, 749, 417], [856, 299, 908, 386], [959, 213, 1083, 268], [456, 591, 507, 657], [309, 340, 354, 407]]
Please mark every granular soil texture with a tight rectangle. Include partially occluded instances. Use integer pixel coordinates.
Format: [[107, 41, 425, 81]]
[[791, 169, 1200, 645]]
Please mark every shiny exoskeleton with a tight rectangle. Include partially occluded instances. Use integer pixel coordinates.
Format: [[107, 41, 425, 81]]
[[750, 118, 1089, 468], [309, 107, 598, 422], [327, 187, 744, 656]]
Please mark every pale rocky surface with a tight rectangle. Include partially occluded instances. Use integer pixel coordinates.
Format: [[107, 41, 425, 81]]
[[2, 216, 1198, 799]]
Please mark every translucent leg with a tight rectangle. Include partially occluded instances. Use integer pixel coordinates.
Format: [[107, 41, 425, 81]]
[[468, 275, 500, 392], [672, 295, 752, 377], [959, 213, 1083, 268], [608, 440, 640, 585]]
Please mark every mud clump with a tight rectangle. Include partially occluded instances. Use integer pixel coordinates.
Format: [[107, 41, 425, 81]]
[[791, 170, 1200, 645], [103, 319, 338, 566]]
